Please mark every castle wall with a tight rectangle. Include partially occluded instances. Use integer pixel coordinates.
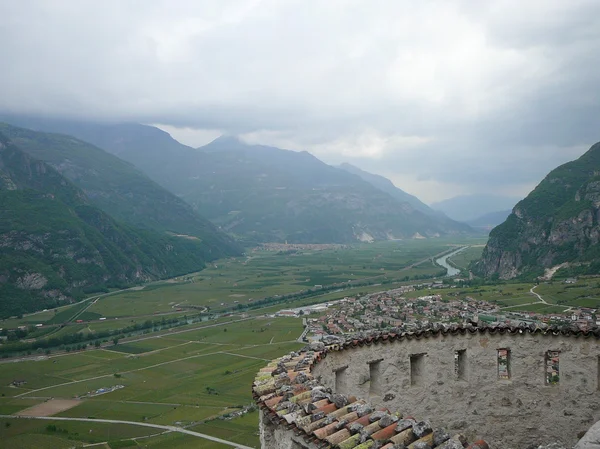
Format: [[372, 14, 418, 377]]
[[312, 332, 600, 449]]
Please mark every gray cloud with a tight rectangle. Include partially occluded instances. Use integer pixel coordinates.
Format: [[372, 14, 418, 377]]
[[1, 0, 599, 202]]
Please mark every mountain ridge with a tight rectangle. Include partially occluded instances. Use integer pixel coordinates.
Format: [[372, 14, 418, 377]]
[[431, 194, 521, 223], [337, 163, 433, 214], [0, 132, 226, 318], [0, 122, 240, 258], [0, 115, 474, 243], [475, 141, 600, 279]]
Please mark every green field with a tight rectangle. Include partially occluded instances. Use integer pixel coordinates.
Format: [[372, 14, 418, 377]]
[[447, 245, 485, 270], [0, 418, 159, 449], [0, 239, 484, 355], [83, 239, 474, 319], [5, 238, 600, 448], [0, 317, 304, 448]]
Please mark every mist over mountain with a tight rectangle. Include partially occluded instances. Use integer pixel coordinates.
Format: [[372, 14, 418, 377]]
[[466, 210, 512, 230], [430, 194, 522, 223], [0, 115, 473, 243], [0, 122, 240, 258], [337, 163, 433, 214]]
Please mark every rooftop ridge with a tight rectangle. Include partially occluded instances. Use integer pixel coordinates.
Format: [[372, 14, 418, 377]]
[[333, 321, 600, 348]]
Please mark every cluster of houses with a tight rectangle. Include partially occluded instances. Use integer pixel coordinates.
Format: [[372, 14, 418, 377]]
[[300, 286, 598, 340], [258, 243, 347, 252]]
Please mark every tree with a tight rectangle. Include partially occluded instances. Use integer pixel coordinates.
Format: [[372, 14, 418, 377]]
[[112, 337, 119, 346]]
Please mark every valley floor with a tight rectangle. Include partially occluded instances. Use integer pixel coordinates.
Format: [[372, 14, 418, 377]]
[[2, 238, 597, 448]]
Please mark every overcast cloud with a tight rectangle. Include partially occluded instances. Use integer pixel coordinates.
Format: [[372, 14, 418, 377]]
[[1, 0, 599, 202]]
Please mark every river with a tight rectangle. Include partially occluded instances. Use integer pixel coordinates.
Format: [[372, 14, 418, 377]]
[[435, 246, 468, 277]]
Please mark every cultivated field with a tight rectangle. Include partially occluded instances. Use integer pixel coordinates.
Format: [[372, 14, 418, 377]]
[[0, 239, 484, 345], [0, 317, 304, 448], [4, 238, 599, 448]]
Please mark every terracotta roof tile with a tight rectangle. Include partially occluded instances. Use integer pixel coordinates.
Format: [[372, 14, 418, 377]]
[[466, 440, 490, 449], [338, 433, 362, 449], [408, 432, 434, 448], [313, 421, 340, 439], [371, 422, 399, 441], [314, 402, 338, 415], [390, 427, 416, 446], [304, 417, 327, 433], [325, 428, 352, 445], [362, 420, 383, 435]]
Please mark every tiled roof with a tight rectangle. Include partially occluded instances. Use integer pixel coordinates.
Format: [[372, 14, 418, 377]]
[[331, 322, 600, 351], [253, 323, 600, 449]]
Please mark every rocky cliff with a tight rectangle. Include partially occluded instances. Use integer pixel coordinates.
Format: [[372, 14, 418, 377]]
[[475, 142, 600, 279]]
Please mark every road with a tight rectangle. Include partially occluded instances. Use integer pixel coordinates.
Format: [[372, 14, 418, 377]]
[[0, 415, 254, 449], [530, 285, 548, 304], [499, 284, 550, 310], [14, 347, 261, 398]]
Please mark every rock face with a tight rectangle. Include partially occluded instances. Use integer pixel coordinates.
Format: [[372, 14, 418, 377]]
[[475, 142, 600, 279]]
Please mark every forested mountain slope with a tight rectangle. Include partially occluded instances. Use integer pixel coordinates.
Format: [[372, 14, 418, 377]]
[[475, 142, 600, 279], [0, 123, 240, 258], [0, 133, 226, 318]]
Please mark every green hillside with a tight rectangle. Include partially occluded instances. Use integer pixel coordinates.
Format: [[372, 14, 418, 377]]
[[0, 123, 240, 259], [0, 133, 225, 318], [475, 142, 600, 279]]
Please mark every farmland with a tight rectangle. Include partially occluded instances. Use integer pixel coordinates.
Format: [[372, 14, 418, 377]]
[[0, 238, 484, 347], [0, 317, 303, 448], [3, 237, 599, 448], [1, 239, 486, 448]]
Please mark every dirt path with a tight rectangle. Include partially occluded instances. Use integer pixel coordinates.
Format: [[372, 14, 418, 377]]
[[0, 415, 254, 449], [15, 399, 81, 417], [220, 352, 269, 361], [530, 285, 548, 304]]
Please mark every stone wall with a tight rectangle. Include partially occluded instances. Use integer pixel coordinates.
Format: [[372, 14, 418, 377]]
[[311, 332, 600, 448]]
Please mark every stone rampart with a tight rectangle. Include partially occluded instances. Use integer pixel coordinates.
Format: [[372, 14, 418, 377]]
[[254, 325, 600, 449]]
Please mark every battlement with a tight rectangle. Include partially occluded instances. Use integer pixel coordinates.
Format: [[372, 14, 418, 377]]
[[254, 324, 600, 449]]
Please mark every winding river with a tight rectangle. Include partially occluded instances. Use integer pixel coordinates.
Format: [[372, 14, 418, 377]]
[[435, 246, 468, 277]]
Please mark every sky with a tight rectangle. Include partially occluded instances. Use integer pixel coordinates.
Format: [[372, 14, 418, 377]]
[[1, 0, 599, 203]]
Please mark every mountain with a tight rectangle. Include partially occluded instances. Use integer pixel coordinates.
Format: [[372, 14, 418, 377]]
[[0, 133, 228, 318], [466, 210, 512, 230], [475, 142, 600, 279], [337, 163, 433, 214], [0, 123, 240, 259], [337, 163, 471, 231], [430, 194, 521, 222], [0, 116, 472, 243], [184, 136, 466, 243]]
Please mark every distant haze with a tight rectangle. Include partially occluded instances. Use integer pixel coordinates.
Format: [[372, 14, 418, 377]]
[[1, 1, 599, 202], [431, 194, 521, 222]]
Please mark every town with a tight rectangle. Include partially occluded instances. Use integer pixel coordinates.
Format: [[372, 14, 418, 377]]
[[274, 282, 599, 341]]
